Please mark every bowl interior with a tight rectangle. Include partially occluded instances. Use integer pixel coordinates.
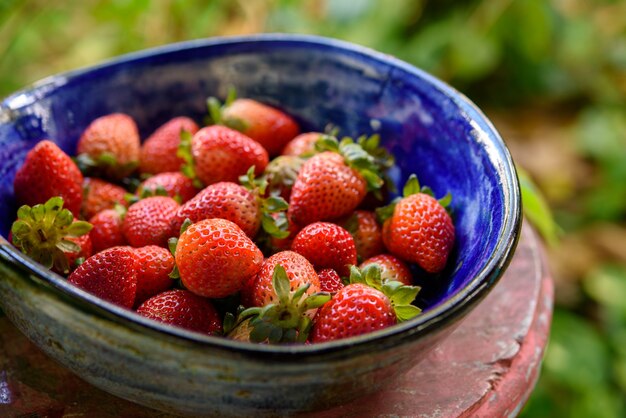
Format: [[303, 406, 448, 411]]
[[0, 35, 519, 320]]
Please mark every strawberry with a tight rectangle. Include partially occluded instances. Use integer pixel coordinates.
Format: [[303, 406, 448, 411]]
[[170, 182, 259, 239], [68, 246, 138, 308], [247, 251, 321, 307], [281, 132, 323, 157], [13, 140, 83, 217], [207, 91, 300, 156], [291, 222, 357, 277], [75, 113, 141, 180], [360, 254, 413, 286], [378, 174, 455, 273], [136, 289, 222, 335], [89, 206, 127, 253], [170, 168, 289, 240], [288, 136, 383, 225], [123, 196, 179, 247], [139, 117, 199, 175], [229, 264, 329, 344], [310, 283, 395, 343], [82, 177, 128, 220], [10, 196, 92, 275], [132, 245, 175, 306], [177, 125, 268, 187], [136, 172, 198, 204], [340, 210, 384, 261], [170, 218, 264, 298], [309, 264, 421, 342], [317, 268, 344, 293]]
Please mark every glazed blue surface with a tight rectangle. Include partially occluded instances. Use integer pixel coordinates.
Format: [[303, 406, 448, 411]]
[[0, 35, 519, 320]]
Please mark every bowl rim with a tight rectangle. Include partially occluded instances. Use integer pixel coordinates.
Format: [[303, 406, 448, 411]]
[[0, 33, 522, 359]]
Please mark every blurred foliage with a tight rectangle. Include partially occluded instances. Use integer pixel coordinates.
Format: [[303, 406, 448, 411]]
[[1, 1, 626, 416]]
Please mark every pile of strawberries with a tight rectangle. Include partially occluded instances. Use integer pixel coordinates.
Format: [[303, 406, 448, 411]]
[[9, 92, 455, 344]]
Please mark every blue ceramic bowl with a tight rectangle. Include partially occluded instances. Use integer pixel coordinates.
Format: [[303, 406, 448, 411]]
[[0, 34, 521, 416]]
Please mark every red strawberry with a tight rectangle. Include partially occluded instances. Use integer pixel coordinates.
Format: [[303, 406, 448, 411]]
[[68, 246, 138, 308], [139, 117, 199, 175], [170, 182, 260, 239], [170, 169, 289, 240], [310, 263, 422, 342], [360, 254, 413, 286], [282, 132, 323, 157], [76, 113, 141, 179], [10, 197, 92, 275], [123, 196, 179, 247], [310, 283, 396, 343], [82, 177, 128, 219], [136, 172, 198, 203], [208, 93, 300, 156], [136, 289, 222, 335], [379, 175, 455, 273], [132, 245, 175, 306], [89, 207, 127, 253], [247, 251, 321, 308], [341, 210, 384, 261], [291, 222, 357, 277], [179, 125, 268, 187], [317, 268, 344, 293], [13, 140, 83, 217], [288, 136, 383, 225], [172, 218, 264, 298]]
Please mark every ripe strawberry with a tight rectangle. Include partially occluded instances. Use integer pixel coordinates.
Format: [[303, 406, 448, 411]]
[[68, 246, 138, 308], [123, 196, 179, 247], [282, 132, 323, 157], [178, 125, 268, 187], [340, 210, 384, 261], [230, 263, 329, 344], [247, 251, 321, 307], [13, 140, 83, 217], [136, 289, 222, 335], [132, 245, 175, 306], [76, 113, 141, 180], [208, 92, 300, 156], [139, 116, 199, 175], [171, 218, 264, 298], [10, 197, 92, 275], [310, 264, 421, 342], [170, 168, 289, 240], [171, 182, 260, 239], [89, 206, 127, 253], [288, 136, 383, 225], [360, 254, 413, 286], [136, 172, 198, 204], [317, 268, 344, 293], [379, 175, 455, 273], [310, 283, 395, 343], [82, 177, 128, 219], [291, 222, 357, 277]]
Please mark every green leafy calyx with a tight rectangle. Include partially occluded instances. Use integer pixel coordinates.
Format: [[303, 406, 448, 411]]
[[233, 265, 331, 344], [10, 196, 92, 275]]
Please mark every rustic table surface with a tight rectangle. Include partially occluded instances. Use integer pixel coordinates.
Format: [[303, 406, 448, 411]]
[[0, 223, 553, 418]]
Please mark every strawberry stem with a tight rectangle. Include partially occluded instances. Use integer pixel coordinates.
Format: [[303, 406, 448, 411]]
[[10, 197, 92, 275]]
